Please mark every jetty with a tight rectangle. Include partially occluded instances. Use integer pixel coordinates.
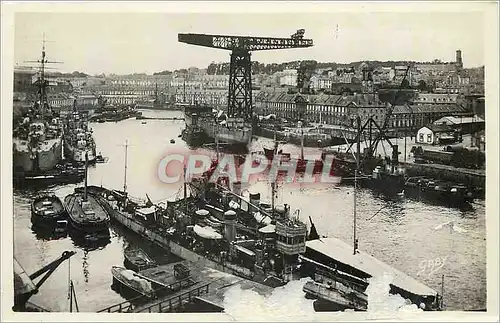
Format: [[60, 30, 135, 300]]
[[98, 260, 273, 313]]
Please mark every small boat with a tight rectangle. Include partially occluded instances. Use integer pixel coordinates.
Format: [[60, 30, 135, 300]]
[[64, 192, 110, 235], [31, 194, 67, 226], [95, 153, 109, 164], [111, 266, 155, 299], [170, 139, 175, 144], [141, 121, 147, 125], [124, 247, 157, 272]]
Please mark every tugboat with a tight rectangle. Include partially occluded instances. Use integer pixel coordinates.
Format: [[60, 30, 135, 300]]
[[111, 266, 156, 299], [124, 246, 157, 272], [95, 152, 108, 164], [31, 194, 66, 228], [64, 152, 110, 239]]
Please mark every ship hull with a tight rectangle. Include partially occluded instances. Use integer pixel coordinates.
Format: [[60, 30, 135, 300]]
[[81, 186, 260, 283], [64, 193, 110, 235], [13, 136, 63, 173], [184, 111, 252, 147]]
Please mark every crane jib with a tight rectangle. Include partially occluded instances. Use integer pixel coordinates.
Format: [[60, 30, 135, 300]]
[[178, 33, 313, 51]]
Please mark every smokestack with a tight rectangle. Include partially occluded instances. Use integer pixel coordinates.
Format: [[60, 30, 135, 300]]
[[224, 210, 237, 242], [456, 50, 463, 69]]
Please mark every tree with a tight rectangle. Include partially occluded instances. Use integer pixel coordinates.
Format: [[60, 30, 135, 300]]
[[401, 79, 410, 88]]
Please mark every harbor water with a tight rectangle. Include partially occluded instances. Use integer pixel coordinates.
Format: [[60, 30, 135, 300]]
[[13, 109, 486, 312]]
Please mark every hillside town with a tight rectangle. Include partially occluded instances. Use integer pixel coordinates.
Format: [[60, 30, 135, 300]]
[[14, 49, 485, 138]]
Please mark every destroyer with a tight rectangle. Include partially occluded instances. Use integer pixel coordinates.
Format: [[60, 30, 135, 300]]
[[63, 101, 97, 164]]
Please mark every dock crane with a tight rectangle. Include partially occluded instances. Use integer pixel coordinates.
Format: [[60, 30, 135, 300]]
[[178, 31, 313, 121], [14, 251, 76, 311], [344, 64, 413, 172]]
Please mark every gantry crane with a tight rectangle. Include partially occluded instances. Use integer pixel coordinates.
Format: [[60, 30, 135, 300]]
[[178, 31, 313, 121]]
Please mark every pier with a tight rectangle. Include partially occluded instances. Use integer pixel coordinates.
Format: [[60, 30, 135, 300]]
[[98, 260, 273, 313]]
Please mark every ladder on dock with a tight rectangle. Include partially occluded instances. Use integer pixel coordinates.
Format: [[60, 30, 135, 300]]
[[97, 277, 195, 313]]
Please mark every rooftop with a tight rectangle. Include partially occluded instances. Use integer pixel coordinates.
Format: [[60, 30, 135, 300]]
[[421, 124, 454, 133], [433, 116, 485, 125], [306, 237, 437, 297]]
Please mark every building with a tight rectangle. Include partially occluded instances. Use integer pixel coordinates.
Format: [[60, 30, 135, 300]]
[[412, 93, 461, 105], [310, 75, 332, 91], [389, 103, 469, 134], [472, 130, 485, 151], [416, 124, 456, 145], [279, 70, 298, 87], [432, 115, 485, 134]]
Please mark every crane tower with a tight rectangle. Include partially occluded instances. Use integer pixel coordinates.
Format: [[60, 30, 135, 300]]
[[178, 31, 313, 120]]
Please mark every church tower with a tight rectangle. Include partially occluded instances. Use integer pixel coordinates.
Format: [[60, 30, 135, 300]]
[[360, 62, 374, 93]]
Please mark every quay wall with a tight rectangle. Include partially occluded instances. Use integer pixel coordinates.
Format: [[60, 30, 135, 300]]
[[109, 207, 254, 280]]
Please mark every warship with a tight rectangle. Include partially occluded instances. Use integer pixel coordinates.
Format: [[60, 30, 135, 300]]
[[63, 101, 97, 164], [13, 44, 63, 177], [183, 104, 252, 152]]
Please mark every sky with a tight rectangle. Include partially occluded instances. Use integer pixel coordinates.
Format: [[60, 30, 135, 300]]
[[13, 10, 486, 75]]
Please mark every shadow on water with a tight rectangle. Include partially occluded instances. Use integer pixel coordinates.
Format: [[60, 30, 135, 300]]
[[30, 223, 69, 241], [67, 225, 112, 252]]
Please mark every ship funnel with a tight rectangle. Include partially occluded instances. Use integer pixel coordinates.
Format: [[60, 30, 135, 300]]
[[249, 192, 261, 213], [232, 181, 242, 196], [224, 210, 237, 242]]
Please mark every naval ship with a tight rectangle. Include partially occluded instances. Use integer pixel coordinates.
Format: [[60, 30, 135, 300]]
[[13, 45, 63, 176], [183, 103, 252, 152], [63, 101, 97, 164]]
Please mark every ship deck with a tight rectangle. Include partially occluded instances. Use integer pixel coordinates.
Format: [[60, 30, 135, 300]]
[[65, 194, 109, 223], [33, 199, 65, 214], [305, 237, 437, 297]]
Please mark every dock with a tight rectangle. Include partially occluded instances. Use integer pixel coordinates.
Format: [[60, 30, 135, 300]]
[[136, 116, 184, 121], [98, 260, 273, 313]]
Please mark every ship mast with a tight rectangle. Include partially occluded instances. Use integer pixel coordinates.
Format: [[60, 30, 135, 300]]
[[271, 121, 279, 217], [123, 139, 128, 195], [23, 33, 62, 115], [353, 116, 361, 255], [299, 122, 304, 160], [83, 151, 88, 202]]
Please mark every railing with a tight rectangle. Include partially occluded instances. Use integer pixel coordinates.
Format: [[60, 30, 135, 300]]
[[134, 282, 210, 313], [97, 277, 195, 313]]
